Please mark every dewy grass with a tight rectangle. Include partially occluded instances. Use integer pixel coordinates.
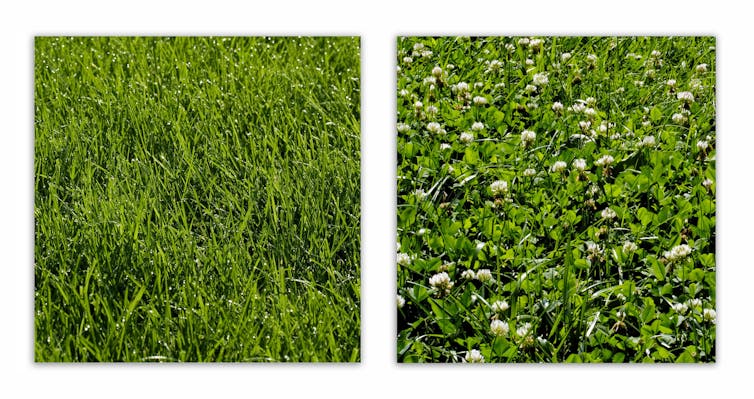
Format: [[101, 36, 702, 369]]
[[396, 36, 715, 363], [34, 36, 361, 362]]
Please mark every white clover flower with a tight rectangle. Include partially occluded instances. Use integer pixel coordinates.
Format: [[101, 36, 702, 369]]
[[529, 38, 543, 51], [486, 59, 503, 72], [426, 105, 439, 115], [532, 72, 549, 86], [420, 50, 432, 58], [702, 178, 714, 188], [572, 158, 587, 172], [490, 319, 510, 337], [413, 42, 425, 51], [431, 66, 443, 77], [440, 143, 452, 150], [571, 102, 586, 113], [525, 84, 537, 93], [569, 133, 593, 142], [446, 64, 455, 70], [601, 207, 617, 219], [585, 97, 597, 106], [397, 252, 412, 266], [518, 38, 530, 46], [475, 269, 493, 282], [426, 122, 442, 134], [586, 54, 598, 64], [523, 168, 537, 177], [516, 322, 532, 337], [671, 302, 688, 315], [703, 308, 717, 323], [552, 102, 564, 112], [642, 120, 651, 128], [454, 81, 470, 93], [397, 295, 406, 309], [465, 349, 485, 363], [402, 56, 413, 64], [429, 272, 453, 294], [473, 96, 488, 105], [423, 76, 437, 86], [491, 300, 510, 313], [399, 89, 410, 97], [623, 241, 638, 253], [688, 298, 703, 308], [521, 129, 537, 145], [526, 102, 538, 110], [471, 122, 484, 131], [677, 91, 695, 103], [414, 188, 427, 200], [417, 228, 428, 236], [597, 122, 609, 134], [584, 107, 597, 118], [459, 132, 474, 144], [550, 161, 567, 173], [672, 113, 687, 124], [666, 79, 677, 88], [586, 241, 602, 257], [413, 101, 423, 110], [645, 69, 656, 79], [397, 123, 410, 133], [696, 63, 708, 73], [525, 58, 535, 66], [638, 136, 656, 147], [663, 244, 692, 262], [504, 43, 516, 53], [650, 50, 662, 58], [490, 180, 509, 196], [594, 154, 614, 167], [561, 52, 572, 62], [697, 140, 709, 151], [460, 269, 476, 280], [474, 82, 484, 90]]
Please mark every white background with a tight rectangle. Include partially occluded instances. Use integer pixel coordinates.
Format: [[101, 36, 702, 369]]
[[2, 1, 752, 398]]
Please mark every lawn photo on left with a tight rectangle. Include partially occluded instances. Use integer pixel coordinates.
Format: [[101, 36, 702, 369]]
[[34, 36, 361, 362]]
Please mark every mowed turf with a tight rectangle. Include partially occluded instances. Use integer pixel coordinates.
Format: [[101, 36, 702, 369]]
[[34, 36, 361, 362]]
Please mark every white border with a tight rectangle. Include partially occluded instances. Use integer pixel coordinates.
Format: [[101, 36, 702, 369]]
[[2, 1, 752, 398]]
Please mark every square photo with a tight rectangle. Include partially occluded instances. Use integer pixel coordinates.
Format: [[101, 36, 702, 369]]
[[396, 36, 715, 363], [34, 36, 361, 362]]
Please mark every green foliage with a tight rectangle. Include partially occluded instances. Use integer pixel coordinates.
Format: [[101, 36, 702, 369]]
[[35, 36, 361, 362], [396, 36, 715, 363]]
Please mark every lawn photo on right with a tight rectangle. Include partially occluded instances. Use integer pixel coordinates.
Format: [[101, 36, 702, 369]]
[[396, 36, 716, 363]]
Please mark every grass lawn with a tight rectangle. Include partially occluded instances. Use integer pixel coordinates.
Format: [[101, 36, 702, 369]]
[[34, 36, 361, 362], [396, 36, 715, 363]]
